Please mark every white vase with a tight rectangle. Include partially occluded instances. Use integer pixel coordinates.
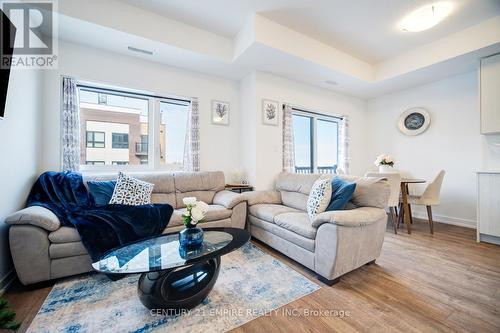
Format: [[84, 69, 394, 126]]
[[379, 165, 395, 173]]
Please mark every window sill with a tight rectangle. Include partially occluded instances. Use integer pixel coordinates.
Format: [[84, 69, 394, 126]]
[[79, 165, 185, 173]]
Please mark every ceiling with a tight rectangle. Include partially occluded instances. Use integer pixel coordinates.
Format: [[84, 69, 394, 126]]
[[121, 0, 500, 62], [53, 0, 500, 99]]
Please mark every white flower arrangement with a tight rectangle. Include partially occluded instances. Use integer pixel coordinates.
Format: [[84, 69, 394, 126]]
[[374, 154, 395, 167], [182, 197, 209, 227]]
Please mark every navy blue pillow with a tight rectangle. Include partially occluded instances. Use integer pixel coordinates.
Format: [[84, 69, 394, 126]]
[[326, 177, 356, 211], [87, 180, 116, 206]]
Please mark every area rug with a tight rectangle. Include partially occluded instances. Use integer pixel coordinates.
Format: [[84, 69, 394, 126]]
[[27, 242, 320, 333]]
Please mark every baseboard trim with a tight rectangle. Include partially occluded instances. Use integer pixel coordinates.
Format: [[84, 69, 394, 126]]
[[479, 234, 500, 245], [0, 269, 17, 296], [411, 212, 477, 229]]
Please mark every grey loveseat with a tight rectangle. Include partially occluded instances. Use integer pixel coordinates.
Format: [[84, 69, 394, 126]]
[[244, 172, 390, 285], [5, 171, 246, 285]]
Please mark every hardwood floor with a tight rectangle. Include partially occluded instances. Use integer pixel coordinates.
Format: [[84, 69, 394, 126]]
[[2, 280, 53, 333], [3, 219, 500, 333]]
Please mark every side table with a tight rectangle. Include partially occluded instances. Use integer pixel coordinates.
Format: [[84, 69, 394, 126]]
[[225, 184, 253, 193]]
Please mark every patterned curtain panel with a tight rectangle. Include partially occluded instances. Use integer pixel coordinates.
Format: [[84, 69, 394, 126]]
[[338, 116, 349, 174], [61, 77, 80, 171], [183, 97, 200, 172], [282, 103, 295, 172]]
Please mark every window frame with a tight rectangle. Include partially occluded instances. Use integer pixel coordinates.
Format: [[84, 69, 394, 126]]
[[112, 161, 129, 166], [86, 130, 105, 148], [76, 81, 190, 172], [291, 108, 341, 174], [111, 132, 130, 149], [155, 98, 191, 170]]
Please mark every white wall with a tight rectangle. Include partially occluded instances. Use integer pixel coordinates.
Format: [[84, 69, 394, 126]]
[[239, 73, 257, 185], [241, 71, 368, 190], [0, 68, 43, 289], [42, 41, 241, 177], [366, 71, 484, 227]]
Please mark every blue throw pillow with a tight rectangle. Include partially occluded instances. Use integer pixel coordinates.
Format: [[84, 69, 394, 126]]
[[326, 177, 356, 211], [87, 180, 116, 206]]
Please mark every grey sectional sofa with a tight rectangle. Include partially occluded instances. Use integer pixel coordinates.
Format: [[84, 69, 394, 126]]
[[244, 172, 390, 285], [5, 171, 246, 285]]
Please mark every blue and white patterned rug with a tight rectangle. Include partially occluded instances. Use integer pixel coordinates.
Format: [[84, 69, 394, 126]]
[[27, 243, 320, 333]]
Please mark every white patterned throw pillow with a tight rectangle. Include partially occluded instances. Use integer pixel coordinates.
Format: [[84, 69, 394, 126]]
[[307, 178, 333, 220], [109, 172, 154, 205]]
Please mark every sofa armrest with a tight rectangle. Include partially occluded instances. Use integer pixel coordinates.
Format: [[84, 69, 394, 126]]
[[213, 190, 245, 209], [241, 190, 281, 206], [312, 207, 386, 228], [4, 206, 61, 231]]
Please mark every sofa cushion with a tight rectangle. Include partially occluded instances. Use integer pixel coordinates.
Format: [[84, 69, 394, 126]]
[[174, 172, 225, 208], [275, 172, 321, 194], [84, 172, 175, 194], [84, 172, 177, 207], [249, 204, 300, 223], [312, 206, 387, 228], [150, 193, 177, 207], [166, 218, 232, 233], [168, 210, 185, 228], [274, 212, 317, 239], [174, 205, 232, 225], [306, 178, 332, 219], [339, 176, 390, 209], [176, 191, 217, 209], [248, 216, 315, 252], [110, 172, 154, 205], [48, 227, 81, 243], [280, 192, 309, 211], [243, 190, 282, 206], [212, 190, 245, 209], [87, 180, 116, 206], [5, 206, 61, 231], [326, 177, 356, 211], [248, 216, 275, 233], [275, 172, 324, 210], [49, 242, 87, 259]]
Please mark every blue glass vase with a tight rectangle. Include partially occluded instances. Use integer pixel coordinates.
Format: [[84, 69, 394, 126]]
[[179, 226, 204, 249]]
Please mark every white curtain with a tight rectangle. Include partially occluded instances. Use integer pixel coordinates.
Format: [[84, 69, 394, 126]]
[[61, 77, 80, 171], [282, 103, 295, 172], [183, 97, 200, 172], [338, 116, 349, 174]]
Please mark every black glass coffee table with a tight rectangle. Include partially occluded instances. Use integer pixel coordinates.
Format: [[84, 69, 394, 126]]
[[92, 227, 250, 311]]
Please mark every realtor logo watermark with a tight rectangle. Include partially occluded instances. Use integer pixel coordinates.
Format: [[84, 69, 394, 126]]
[[1, 0, 58, 69]]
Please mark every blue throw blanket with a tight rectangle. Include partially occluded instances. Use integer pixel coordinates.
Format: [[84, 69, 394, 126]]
[[26, 171, 173, 262]]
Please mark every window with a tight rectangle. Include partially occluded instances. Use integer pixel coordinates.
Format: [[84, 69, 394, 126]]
[[86, 131, 105, 148], [112, 133, 129, 149], [292, 109, 340, 174], [292, 114, 313, 173], [78, 83, 190, 169], [159, 101, 189, 170], [316, 119, 339, 173]]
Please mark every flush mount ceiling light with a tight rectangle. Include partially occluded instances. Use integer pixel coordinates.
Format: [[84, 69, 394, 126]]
[[399, 2, 453, 32]]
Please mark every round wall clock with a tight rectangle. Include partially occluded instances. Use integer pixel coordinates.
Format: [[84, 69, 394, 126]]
[[398, 107, 431, 136]]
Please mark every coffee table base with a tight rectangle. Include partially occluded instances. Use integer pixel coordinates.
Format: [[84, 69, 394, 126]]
[[138, 256, 221, 311]]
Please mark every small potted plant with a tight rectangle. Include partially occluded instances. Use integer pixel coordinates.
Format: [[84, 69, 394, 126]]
[[179, 197, 209, 248], [374, 154, 396, 173], [0, 298, 20, 331]]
